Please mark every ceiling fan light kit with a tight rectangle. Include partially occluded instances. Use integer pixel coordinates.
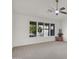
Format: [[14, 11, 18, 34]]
[[55, 10, 59, 15]]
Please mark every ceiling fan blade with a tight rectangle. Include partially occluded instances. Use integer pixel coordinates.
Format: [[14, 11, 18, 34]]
[[60, 11, 67, 14], [48, 8, 55, 13], [60, 7, 65, 10], [48, 9, 53, 12]]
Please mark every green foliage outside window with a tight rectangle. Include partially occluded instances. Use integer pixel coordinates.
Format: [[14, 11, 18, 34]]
[[30, 25, 36, 34]]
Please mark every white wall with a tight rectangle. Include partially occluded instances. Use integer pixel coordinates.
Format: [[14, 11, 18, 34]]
[[61, 19, 67, 41], [13, 13, 62, 47]]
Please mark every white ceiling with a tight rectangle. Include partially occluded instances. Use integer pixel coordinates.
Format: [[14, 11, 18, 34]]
[[13, 0, 67, 19]]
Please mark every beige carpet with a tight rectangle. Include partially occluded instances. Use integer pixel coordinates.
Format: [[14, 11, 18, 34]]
[[12, 42, 67, 59]]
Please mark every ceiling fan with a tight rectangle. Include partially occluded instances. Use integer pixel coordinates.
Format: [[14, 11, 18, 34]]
[[48, 0, 67, 15]]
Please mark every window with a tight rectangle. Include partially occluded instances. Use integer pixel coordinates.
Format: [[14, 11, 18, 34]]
[[29, 21, 37, 37], [29, 21, 55, 37], [50, 24, 55, 36], [38, 22, 44, 36], [44, 23, 49, 37]]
